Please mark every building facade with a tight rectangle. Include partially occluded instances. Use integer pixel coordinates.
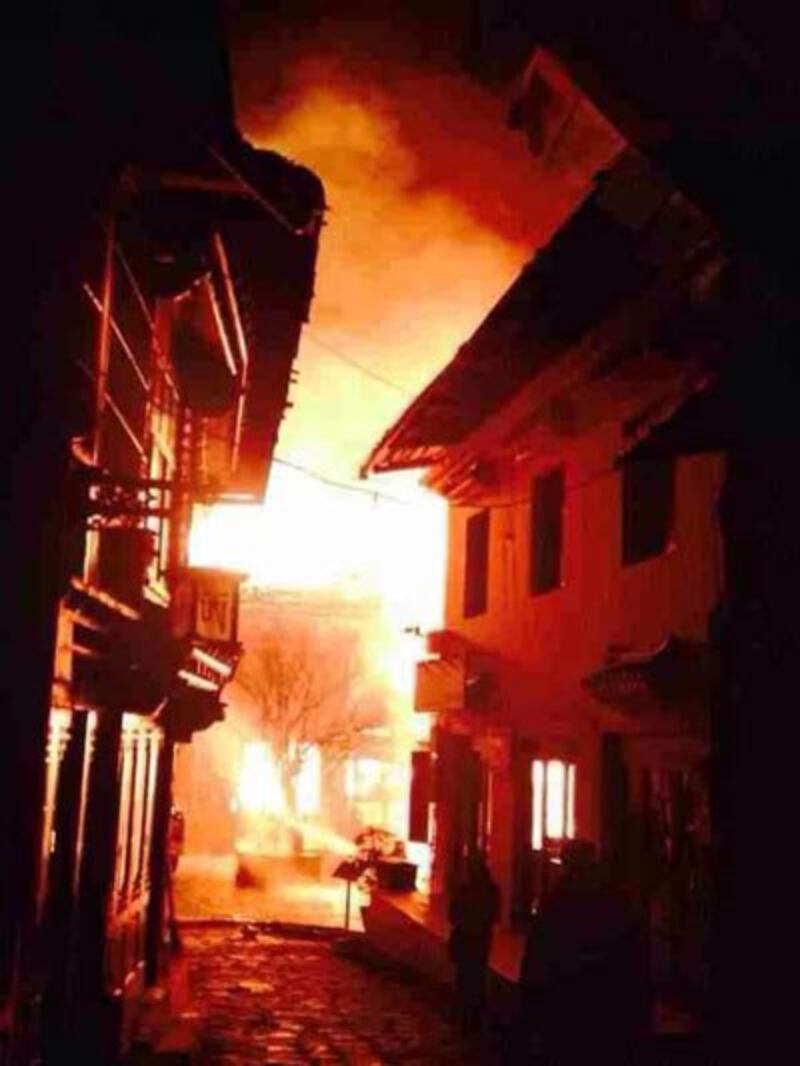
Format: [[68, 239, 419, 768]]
[[3, 8, 324, 1062], [365, 142, 732, 1014]]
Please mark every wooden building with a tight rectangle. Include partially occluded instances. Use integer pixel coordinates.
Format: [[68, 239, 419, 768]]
[[365, 135, 735, 1016], [365, 13, 800, 1043], [3, 6, 324, 1062]]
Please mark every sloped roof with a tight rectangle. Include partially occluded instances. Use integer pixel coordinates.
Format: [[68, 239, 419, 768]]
[[119, 137, 326, 500], [362, 158, 656, 476]]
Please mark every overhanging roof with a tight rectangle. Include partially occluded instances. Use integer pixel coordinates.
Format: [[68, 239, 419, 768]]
[[362, 157, 659, 477], [624, 379, 731, 463], [120, 137, 326, 501], [583, 635, 715, 709]]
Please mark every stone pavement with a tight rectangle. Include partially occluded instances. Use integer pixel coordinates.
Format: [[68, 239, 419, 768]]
[[180, 925, 486, 1065], [175, 854, 365, 932]]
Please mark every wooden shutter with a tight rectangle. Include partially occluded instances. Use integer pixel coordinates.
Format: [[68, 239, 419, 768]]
[[408, 751, 432, 843], [531, 468, 564, 594], [463, 509, 490, 617], [622, 458, 675, 564]]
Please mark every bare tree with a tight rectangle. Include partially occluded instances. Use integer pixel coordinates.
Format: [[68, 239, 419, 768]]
[[232, 623, 382, 821]]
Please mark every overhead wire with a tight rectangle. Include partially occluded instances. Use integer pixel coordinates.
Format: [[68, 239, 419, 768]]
[[202, 140, 319, 238], [271, 455, 412, 507], [450, 462, 622, 510], [302, 334, 412, 396], [199, 140, 414, 398]]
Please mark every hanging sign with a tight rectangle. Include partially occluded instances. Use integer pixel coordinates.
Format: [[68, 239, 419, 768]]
[[171, 566, 245, 646]]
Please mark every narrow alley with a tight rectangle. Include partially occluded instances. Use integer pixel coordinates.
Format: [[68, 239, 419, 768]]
[[159, 925, 481, 1065], [8, 4, 800, 1064]]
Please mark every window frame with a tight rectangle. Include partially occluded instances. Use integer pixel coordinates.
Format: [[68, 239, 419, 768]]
[[463, 508, 490, 618], [530, 466, 565, 595], [621, 456, 676, 566]]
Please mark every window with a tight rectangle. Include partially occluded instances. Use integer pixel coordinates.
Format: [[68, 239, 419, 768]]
[[621, 457, 675, 564], [531, 759, 576, 850], [463, 509, 490, 617], [530, 468, 564, 594], [408, 750, 433, 844]]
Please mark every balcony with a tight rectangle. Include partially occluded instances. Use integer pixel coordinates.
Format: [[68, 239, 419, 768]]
[[414, 636, 497, 714], [414, 657, 466, 714]]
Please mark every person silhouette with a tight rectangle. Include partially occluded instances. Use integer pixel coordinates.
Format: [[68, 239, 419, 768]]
[[448, 850, 501, 1035], [518, 840, 650, 1065]]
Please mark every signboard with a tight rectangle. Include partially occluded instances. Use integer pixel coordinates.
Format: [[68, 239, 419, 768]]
[[194, 572, 237, 642], [171, 567, 245, 645], [413, 657, 465, 714]]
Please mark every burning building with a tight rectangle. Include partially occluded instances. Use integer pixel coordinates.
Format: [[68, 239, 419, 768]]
[[3, 5, 324, 1061], [174, 585, 417, 880]]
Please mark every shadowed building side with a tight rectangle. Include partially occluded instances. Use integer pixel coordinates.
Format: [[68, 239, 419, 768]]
[[363, 126, 737, 1035], [3, 6, 324, 1062]]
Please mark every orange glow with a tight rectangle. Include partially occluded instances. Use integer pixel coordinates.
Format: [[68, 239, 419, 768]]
[[236, 741, 285, 815], [566, 763, 576, 840], [531, 759, 576, 849], [235, 740, 321, 818], [189, 465, 444, 807], [181, 26, 576, 861], [234, 740, 355, 857], [532, 759, 545, 850], [294, 746, 321, 817], [189, 466, 445, 609], [546, 760, 566, 839]]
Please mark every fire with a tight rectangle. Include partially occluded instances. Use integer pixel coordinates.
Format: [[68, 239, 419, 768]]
[[235, 740, 321, 818], [189, 465, 445, 607], [183, 22, 551, 864], [189, 464, 444, 734], [234, 740, 355, 857], [236, 741, 286, 815]]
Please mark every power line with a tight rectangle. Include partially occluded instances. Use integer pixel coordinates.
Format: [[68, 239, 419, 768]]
[[272, 455, 412, 506], [450, 463, 621, 510], [303, 333, 412, 396], [200, 142, 413, 399], [202, 141, 319, 238]]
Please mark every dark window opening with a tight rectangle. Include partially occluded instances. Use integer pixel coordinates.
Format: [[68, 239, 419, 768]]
[[464, 509, 490, 617], [408, 750, 432, 844], [622, 457, 675, 565], [530, 468, 564, 594]]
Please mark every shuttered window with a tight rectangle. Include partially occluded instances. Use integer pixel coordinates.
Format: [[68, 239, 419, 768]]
[[408, 750, 433, 843], [463, 509, 490, 618], [621, 457, 675, 565], [530, 468, 564, 594]]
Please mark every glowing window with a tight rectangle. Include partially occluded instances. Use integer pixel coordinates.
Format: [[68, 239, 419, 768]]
[[294, 745, 321, 817], [532, 759, 545, 850], [345, 757, 385, 800], [531, 759, 576, 850]]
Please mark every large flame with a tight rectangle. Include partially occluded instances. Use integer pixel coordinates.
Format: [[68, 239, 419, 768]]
[[235, 740, 356, 857], [189, 467, 445, 758], [178, 12, 597, 868], [236, 741, 286, 815]]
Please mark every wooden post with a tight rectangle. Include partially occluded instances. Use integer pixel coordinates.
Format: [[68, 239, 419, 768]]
[[41, 713, 89, 1056], [71, 710, 123, 1061], [145, 738, 174, 986]]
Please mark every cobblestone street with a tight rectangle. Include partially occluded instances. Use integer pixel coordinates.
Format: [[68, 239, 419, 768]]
[[175, 854, 365, 931], [181, 925, 483, 1065]]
